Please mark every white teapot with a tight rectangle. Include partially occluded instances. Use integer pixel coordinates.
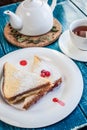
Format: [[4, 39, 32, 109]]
[[4, 0, 57, 36]]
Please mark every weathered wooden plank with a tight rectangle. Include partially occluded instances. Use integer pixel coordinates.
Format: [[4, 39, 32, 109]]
[[0, 42, 5, 57], [48, 0, 66, 5], [70, 0, 87, 16], [0, 0, 23, 6], [54, 0, 86, 31]]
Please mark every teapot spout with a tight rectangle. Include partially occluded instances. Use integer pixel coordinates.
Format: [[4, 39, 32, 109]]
[[51, 0, 57, 12], [4, 10, 23, 30]]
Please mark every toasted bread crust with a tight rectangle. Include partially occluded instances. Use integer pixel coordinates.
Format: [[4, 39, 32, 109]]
[[23, 78, 62, 110], [3, 62, 20, 99], [8, 82, 51, 103]]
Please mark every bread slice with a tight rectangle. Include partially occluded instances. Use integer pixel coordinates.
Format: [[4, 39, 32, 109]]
[[31, 55, 62, 87], [31, 55, 41, 72], [11, 77, 61, 110], [2, 62, 51, 104], [1, 58, 62, 110]]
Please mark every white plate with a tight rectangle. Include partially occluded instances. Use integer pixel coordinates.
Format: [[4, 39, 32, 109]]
[[59, 30, 87, 62], [0, 47, 83, 128]]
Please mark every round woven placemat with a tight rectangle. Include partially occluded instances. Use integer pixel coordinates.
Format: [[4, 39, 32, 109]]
[[4, 18, 62, 48]]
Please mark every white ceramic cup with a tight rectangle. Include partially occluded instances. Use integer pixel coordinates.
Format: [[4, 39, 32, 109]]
[[69, 19, 87, 50]]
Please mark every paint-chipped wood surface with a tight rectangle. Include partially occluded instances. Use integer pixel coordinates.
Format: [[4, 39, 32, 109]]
[[70, 0, 87, 16], [0, 0, 23, 6]]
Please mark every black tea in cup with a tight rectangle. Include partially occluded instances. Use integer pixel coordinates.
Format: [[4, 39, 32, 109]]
[[73, 26, 87, 38]]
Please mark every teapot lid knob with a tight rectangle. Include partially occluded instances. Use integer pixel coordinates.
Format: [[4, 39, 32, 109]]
[[23, 0, 42, 8]]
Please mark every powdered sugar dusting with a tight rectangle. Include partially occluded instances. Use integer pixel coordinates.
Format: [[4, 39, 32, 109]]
[[13, 71, 48, 95], [9, 56, 62, 96], [32, 60, 61, 83]]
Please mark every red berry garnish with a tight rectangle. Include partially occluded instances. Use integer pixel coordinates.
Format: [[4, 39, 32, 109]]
[[45, 71, 51, 77], [52, 98, 58, 102], [40, 72, 46, 77], [41, 69, 46, 73], [40, 69, 51, 77], [20, 60, 27, 66]]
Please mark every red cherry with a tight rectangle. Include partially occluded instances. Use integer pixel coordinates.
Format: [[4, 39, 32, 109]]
[[40, 70, 51, 77], [41, 70, 46, 73], [45, 71, 51, 77], [40, 72, 46, 77]]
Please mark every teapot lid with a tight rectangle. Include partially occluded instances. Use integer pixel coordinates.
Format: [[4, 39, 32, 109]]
[[23, 0, 43, 8]]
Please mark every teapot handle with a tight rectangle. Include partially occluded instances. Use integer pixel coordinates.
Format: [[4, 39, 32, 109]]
[[51, 0, 57, 12]]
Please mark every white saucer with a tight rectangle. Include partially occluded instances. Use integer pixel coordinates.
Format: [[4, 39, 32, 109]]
[[59, 30, 87, 62]]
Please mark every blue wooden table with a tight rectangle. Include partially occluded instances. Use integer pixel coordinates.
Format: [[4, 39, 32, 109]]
[[0, 0, 87, 130], [70, 0, 87, 16]]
